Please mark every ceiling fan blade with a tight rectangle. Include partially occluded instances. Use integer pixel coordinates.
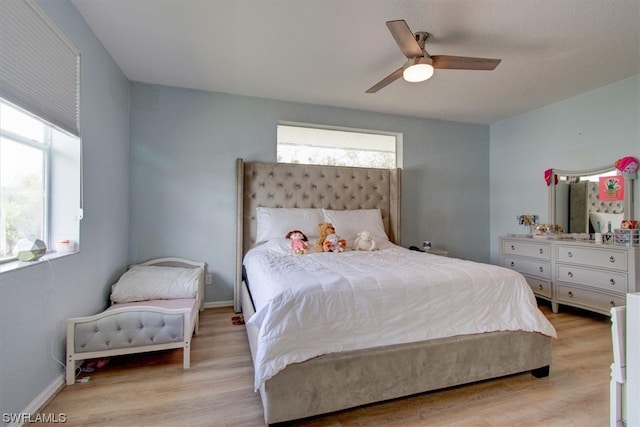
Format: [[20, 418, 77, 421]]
[[431, 55, 501, 70], [386, 20, 423, 58], [365, 67, 404, 93]]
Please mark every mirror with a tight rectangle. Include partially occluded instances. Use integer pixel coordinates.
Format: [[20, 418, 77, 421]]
[[548, 163, 635, 235]]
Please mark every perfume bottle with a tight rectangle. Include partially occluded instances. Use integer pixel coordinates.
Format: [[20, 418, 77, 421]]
[[594, 221, 603, 244], [603, 220, 614, 244]]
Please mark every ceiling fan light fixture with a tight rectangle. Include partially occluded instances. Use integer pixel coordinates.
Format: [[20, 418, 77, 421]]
[[403, 57, 434, 83]]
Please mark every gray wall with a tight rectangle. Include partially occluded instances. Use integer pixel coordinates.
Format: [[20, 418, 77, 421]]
[[0, 0, 130, 416], [129, 83, 491, 304], [490, 75, 640, 263]]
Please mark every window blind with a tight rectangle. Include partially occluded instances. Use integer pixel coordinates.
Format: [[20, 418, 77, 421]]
[[0, 0, 80, 136]]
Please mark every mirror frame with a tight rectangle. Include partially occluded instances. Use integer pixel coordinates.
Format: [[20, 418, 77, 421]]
[[548, 164, 635, 231]]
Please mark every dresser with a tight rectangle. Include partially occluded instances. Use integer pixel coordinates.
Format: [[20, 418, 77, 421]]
[[500, 237, 553, 306], [500, 236, 640, 315]]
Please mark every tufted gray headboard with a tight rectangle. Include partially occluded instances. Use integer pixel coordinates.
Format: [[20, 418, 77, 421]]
[[234, 159, 401, 311]]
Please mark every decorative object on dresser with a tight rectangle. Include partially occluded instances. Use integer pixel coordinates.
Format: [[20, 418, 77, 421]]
[[614, 228, 639, 247], [517, 214, 539, 236]]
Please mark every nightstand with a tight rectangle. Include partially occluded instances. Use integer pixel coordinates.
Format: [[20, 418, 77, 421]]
[[425, 248, 449, 257]]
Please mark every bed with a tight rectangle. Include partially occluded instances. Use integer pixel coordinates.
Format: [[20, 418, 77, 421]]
[[234, 159, 556, 425], [65, 257, 205, 385]]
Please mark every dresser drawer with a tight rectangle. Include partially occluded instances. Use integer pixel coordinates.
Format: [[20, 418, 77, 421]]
[[503, 256, 551, 280], [524, 276, 552, 299], [556, 245, 627, 271], [556, 265, 628, 293], [556, 284, 626, 313], [502, 240, 551, 260]]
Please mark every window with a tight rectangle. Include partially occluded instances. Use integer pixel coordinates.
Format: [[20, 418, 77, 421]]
[[0, 0, 81, 269], [1, 100, 81, 265], [277, 123, 401, 169], [0, 102, 48, 259]]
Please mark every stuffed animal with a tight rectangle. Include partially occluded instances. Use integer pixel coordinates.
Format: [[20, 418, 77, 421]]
[[315, 222, 336, 252], [323, 233, 347, 252], [286, 230, 308, 254], [353, 231, 377, 251]]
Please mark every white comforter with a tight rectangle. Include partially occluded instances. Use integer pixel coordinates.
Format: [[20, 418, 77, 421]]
[[244, 238, 557, 390]]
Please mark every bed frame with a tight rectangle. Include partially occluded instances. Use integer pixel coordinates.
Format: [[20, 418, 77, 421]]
[[65, 257, 205, 385], [235, 159, 551, 424]]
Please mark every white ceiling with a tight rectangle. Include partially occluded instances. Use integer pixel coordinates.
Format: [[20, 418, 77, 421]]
[[70, 0, 640, 124]]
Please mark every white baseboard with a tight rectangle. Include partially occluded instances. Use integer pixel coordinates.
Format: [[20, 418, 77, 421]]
[[203, 300, 233, 309], [8, 374, 65, 427]]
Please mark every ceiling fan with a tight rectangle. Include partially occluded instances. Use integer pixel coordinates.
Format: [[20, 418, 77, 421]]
[[366, 20, 501, 93]]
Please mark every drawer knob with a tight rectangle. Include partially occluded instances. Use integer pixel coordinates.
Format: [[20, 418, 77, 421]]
[[567, 271, 573, 278], [609, 278, 616, 286], [568, 291, 573, 298], [510, 261, 515, 267], [510, 245, 515, 251], [610, 301, 616, 307], [609, 256, 616, 263], [539, 266, 544, 273], [538, 284, 543, 290], [567, 251, 573, 258], [539, 248, 544, 254]]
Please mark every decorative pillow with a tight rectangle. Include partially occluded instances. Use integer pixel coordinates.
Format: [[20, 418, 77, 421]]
[[110, 266, 200, 303], [589, 212, 624, 232], [256, 207, 323, 243], [322, 208, 388, 242]]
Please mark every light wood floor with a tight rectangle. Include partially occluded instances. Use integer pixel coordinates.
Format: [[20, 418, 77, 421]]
[[40, 303, 613, 426]]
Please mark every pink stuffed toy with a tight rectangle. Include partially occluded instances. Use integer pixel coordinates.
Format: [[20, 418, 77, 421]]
[[286, 230, 308, 254], [615, 156, 639, 178]]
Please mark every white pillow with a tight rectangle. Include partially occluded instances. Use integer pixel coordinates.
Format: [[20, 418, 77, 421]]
[[322, 208, 388, 242], [589, 212, 624, 232], [255, 207, 323, 243], [111, 266, 200, 303]]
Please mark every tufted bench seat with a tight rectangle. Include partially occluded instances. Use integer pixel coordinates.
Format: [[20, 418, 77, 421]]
[[69, 299, 195, 354]]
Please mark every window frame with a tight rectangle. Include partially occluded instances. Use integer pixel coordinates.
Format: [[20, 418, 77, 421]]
[[0, 102, 52, 263], [277, 121, 403, 170]]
